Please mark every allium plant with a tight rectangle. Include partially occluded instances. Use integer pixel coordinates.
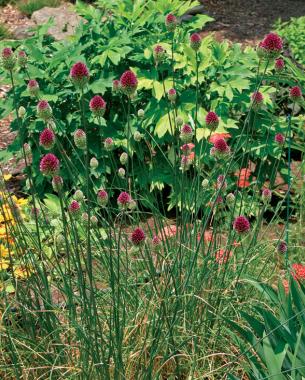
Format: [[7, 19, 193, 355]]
[[1, 11, 303, 380]]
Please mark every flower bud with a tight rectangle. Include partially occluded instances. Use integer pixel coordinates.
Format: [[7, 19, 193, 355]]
[[74, 190, 84, 202], [97, 189, 108, 207], [104, 137, 114, 151], [137, 109, 145, 119], [17, 51, 27, 68], [167, 88, 177, 102], [28, 79, 39, 96], [153, 45, 166, 65], [1, 48, 16, 71], [120, 152, 128, 165], [118, 167, 126, 178], [134, 131, 143, 142], [90, 215, 98, 226], [74, 129, 86, 150], [18, 106, 26, 118], [201, 178, 209, 189], [68, 200, 81, 216], [262, 188, 272, 204], [52, 175, 63, 193], [37, 100, 52, 121], [190, 33, 201, 51], [90, 157, 99, 169], [176, 116, 183, 127], [70, 61, 89, 89]]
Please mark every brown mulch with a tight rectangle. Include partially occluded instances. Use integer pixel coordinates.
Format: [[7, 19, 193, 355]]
[[0, 4, 35, 37], [202, 0, 305, 45]]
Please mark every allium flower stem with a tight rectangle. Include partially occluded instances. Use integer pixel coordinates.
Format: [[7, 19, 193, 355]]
[[9, 70, 43, 258], [285, 112, 292, 270]]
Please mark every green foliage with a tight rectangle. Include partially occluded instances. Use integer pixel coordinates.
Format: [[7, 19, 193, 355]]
[[229, 280, 305, 379], [275, 16, 305, 66], [16, 0, 61, 16], [0, 0, 304, 213], [0, 22, 10, 40]]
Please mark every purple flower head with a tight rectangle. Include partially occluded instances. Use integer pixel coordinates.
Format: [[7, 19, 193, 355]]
[[120, 70, 138, 95], [262, 188, 272, 204], [277, 240, 287, 254], [37, 100, 52, 120], [260, 32, 283, 58], [190, 33, 202, 51], [274, 58, 285, 72], [275, 133, 285, 145], [97, 189, 108, 207], [251, 91, 264, 110], [89, 95, 106, 117], [1, 47, 16, 70], [40, 153, 60, 176], [74, 129, 86, 150], [165, 13, 177, 32], [28, 79, 39, 96], [180, 124, 193, 143], [69, 200, 81, 215], [205, 111, 219, 130], [289, 86, 303, 103], [117, 191, 131, 209], [70, 62, 89, 88], [233, 215, 250, 234], [167, 88, 177, 102], [153, 45, 166, 64], [131, 227, 146, 246], [39, 128, 55, 150]]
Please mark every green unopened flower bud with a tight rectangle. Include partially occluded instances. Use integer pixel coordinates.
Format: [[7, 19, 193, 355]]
[[226, 192, 235, 205], [90, 215, 98, 226], [118, 167, 125, 178], [134, 131, 143, 142], [120, 152, 128, 165], [201, 179, 209, 189], [82, 212, 89, 222], [137, 109, 145, 119], [90, 157, 99, 169], [128, 199, 137, 211], [176, 116, 183, 127], [18, 106, 26, 118], [74, 190, 84, 202]]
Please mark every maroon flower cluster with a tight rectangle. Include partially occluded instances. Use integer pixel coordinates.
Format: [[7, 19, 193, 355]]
[[70, 62, 89, 88], [233, 216, 250, 234], [120, 70, 138, 95], [259, 32, 283, 58], [165, 13, 177, 32], [205, 111, 219, 130], [40, 153, 60, 176], [89, 95, 106, 117], [39, 128, 55, 150], [190, 33, 201, 51], [131, 227, 146, 246]]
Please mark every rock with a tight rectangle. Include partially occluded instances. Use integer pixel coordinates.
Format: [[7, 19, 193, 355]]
[[183, 5, 205, 16], [13, 25, 35, 40], [31, 5, 86, 40]]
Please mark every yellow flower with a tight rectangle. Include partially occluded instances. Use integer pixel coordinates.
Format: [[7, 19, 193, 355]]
[[0, 260, 9, 270], [3, 174, 12, 181], [13, 265, 33, 279], [0, 244, 9, 258]]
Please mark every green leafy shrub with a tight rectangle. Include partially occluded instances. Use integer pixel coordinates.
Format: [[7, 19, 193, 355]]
[[16, 0, 61, 16], [275, 16, 305, 66]]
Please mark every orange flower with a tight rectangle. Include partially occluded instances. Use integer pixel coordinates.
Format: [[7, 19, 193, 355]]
[[209, 133, 231, 144], [188, 152, 195, 161], [235, 167, 251, 188], [215, 249, 232, 264]]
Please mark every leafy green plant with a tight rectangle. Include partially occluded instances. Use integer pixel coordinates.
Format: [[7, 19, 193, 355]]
[[275, 16, 305, 66], [16, 0, 61, 16], [228, 279, 305, 380]]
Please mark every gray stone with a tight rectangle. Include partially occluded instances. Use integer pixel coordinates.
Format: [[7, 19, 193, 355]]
[[13, 25, 35, 40], [31, 5, 85, 40]]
